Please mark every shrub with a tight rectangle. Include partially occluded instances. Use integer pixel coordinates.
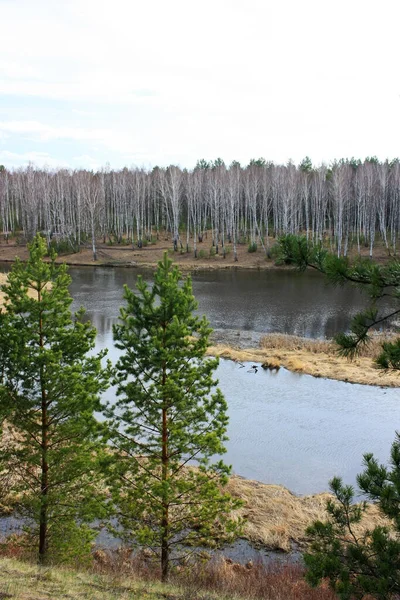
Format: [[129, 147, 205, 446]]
[[248, 242, 257, 253]]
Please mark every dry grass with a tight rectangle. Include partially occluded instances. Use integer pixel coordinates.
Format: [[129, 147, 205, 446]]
[[207, 332, 400, 387], [0, 555, 336, 600], [176, 559, 337, 600], [0, 556, 174, 600], [225, 476, 388, 552], [260, 332, 398, 359]]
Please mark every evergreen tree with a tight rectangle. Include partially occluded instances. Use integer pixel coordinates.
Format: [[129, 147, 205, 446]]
[[304, 440, 400, 599], [106, 253, 241, 582], [0, 234, 110, 564]]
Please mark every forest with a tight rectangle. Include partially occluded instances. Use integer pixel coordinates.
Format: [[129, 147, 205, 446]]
[[0, 157, 399, 261]]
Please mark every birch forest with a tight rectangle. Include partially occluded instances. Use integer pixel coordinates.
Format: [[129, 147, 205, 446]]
[[0, 156, 399, 260]]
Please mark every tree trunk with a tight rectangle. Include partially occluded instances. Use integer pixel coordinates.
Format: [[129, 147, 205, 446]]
[[39, 290, 49, 565], [161, 356, 169, 582]]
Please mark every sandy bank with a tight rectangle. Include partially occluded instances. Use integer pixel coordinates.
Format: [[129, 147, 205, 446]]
[[0, 238, 283, 272]]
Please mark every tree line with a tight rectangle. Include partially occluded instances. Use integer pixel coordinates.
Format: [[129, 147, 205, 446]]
[[1, 157, 400, 260]]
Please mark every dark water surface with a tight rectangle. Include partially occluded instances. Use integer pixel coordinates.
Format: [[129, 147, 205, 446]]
[[63, 266, 400, 495], [67, 266, 395, 339]]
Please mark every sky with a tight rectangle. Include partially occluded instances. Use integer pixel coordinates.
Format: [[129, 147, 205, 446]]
[[0, 0, 399, 171]]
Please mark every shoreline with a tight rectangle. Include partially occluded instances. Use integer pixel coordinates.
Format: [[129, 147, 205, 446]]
[[0, 475, 387, 554], [0, 249, 291, 272], [0, 234, 393, 272], [207, 342, 400, 388], [207, 343, 400, 388], [207, 331, 400, 388]]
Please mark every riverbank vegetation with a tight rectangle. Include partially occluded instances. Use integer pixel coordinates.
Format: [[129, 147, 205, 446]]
[[1, 157, 400, 265], [0, 555, 339, 600], [207, 332, 400, 387], [225, 477, 388, 552]]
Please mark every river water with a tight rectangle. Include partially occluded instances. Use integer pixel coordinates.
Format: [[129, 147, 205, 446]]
[[68, 266, 396, 340], [63, 266, 400, 496]]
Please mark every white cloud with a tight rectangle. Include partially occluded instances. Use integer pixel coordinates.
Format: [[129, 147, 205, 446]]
[[0, 150, 70, 169], [0, 0, 400, 167], [72, 154, 101, 170], [0, 121, 109, 142]]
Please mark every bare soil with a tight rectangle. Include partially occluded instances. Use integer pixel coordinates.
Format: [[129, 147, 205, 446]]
[[0, 234, 395, 271]]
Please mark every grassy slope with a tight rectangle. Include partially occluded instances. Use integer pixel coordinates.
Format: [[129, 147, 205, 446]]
[[0, 557, 182, 600], [0, 556, 338, 600]]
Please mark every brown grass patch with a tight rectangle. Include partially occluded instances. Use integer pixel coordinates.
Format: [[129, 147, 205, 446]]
[[260, 332, 399, 359], [176, 560, 337, 600], [207, 333, 400, 387], [226, 476, 389, 552], [0, 554, 337, 600]]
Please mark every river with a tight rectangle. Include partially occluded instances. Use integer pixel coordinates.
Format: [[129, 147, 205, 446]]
[[63, 266, 400, 496]]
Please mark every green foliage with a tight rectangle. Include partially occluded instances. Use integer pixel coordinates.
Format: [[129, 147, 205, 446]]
[[248, 242, 257, 253], [276, 234, 400, 368], [305, 437, 400, 599], [209, 246, 216, 257], [299, 156, 313, 172], [248, 158, 266, 168], [212, 158, 225, 169], [48, 237, 78, 255], [195, 159, 210, 170], [105, 253, 242, 581], [0, 234, 111, 564]]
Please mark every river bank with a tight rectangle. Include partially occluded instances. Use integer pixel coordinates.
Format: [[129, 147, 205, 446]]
[[208, 330, 400, 387], [0, 474, 387, 555], [0, 233, 393, 271], [1, 266, 398, 387]]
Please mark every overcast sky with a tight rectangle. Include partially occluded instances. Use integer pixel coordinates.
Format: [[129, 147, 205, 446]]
[[0, 0, 399, 170]]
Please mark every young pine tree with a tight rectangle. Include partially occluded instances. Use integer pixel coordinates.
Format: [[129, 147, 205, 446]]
[[107, 253, 241, 582], [0, 235, 110, 564], [305, 439, 400, 599]]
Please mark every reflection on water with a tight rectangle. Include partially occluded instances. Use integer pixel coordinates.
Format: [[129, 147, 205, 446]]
[[66, 266, 396, 339]]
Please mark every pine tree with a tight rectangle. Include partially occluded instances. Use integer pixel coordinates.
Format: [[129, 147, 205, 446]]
[[106, 253, 241, 582], [0, 234, 110, 564], [304, 440, 400, 599]]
